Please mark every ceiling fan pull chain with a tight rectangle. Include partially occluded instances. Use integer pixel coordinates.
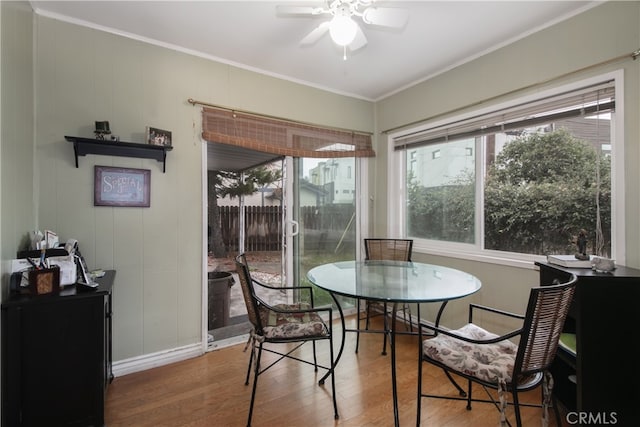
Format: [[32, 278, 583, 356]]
[[343, 46, 348, 61]]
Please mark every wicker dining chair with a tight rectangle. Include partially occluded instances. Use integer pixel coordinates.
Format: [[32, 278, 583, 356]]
[[416, 274, 577, 426], [235, 254, 338, 426], [356, 238, 413, 354]]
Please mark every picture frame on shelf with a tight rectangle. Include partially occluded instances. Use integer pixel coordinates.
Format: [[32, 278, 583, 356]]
[[146, 126, 172, 147], [94, 165, 151, 207]]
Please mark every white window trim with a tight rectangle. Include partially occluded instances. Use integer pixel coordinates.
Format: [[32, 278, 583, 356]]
[[355, 156, 367, 261], [387, 70, 626, 269]]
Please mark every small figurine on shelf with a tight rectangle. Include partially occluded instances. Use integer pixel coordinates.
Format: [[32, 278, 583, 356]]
[[94, 121, 111, 140], [575, 229, 589, 260]]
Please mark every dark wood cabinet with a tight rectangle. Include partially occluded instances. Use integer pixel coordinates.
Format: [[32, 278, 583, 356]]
[[536, 262, 639, 425], [2, 271, 115, 427]]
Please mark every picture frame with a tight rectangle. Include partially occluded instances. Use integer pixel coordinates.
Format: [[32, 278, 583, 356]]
[[94, 165, 151, 207], [146, 126, 172, 147]]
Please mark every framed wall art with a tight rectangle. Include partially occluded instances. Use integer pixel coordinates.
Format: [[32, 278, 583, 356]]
[[146, 126, 172, 147], [94, 166, 151, 207]]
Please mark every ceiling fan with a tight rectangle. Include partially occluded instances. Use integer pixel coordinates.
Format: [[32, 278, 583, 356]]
[[277, 0, 409, 59]]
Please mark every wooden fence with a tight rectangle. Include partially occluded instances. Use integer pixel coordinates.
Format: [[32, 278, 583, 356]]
[[217, 205, 355, 252]]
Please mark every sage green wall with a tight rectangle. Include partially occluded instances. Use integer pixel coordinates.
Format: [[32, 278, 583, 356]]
[[0, 2, 35, 299], [33, 16, 374, 361], [9, 1, 640, 364], [375, 1, 640, 322]]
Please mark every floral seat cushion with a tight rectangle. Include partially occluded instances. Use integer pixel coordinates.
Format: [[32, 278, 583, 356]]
[[423, 323, 518, 384], [258, 302, 328, 339]]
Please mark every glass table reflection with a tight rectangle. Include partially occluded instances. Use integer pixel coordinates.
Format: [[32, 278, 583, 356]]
[[307, 260, 482, 426]]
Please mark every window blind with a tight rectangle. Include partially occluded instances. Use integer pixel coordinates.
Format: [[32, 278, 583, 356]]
[[394, 81, 615, 150], [202, 107, 375, 158]]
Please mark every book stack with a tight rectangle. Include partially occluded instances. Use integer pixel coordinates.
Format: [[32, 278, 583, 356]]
[[546, 254, 593, 268]]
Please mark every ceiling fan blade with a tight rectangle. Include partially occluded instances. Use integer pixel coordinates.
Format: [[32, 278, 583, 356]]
[[349, 24, 368, 51], [276, 5, 327, 16], [300, 21, 330, 45], [361, 7, 409, 28]]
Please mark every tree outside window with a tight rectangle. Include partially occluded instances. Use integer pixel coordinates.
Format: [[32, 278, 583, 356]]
[[406, 122, 611, 257], [484, 128, 610, 256]]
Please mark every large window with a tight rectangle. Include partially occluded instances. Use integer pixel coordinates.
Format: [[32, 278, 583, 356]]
[[391, 74, 624, 264]]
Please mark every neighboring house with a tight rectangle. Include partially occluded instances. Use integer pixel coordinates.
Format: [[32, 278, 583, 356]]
[[217, 187, 281, 207], [217, 181, 327, 207], [299, 180, 329, 207], [409, 116, 611, 189], [308, 158, 355, 204]]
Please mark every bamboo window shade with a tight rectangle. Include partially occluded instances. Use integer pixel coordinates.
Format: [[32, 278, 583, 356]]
[[201, 107, 375, 158]]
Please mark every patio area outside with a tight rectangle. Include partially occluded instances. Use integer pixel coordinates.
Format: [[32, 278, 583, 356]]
[[207, 251, 288, 343]]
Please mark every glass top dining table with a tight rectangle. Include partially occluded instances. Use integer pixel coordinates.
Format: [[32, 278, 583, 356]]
[[307, 260, 481, 303], [307, 260, 482, 426]]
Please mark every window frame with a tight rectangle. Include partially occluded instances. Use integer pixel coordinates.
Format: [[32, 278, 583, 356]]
[[387, 71, 626, 268]]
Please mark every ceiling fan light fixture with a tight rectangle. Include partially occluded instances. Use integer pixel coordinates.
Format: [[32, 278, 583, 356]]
[[329, 15, 357, 46]]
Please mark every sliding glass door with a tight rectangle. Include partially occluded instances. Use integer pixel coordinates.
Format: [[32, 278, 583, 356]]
[[206, 152, 362, 348], [206, 157, 285, 347], [290, 157, 358, 309]]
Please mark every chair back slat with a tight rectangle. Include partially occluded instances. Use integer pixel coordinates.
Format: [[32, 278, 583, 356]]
[[515, 275, 577, 377], [365, 238, 413, 261], [235, 254, 264, 335]]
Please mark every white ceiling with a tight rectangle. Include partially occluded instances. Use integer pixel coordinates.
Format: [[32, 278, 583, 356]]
[[30, 0, 598, 102], [30, 0, 600, 171]]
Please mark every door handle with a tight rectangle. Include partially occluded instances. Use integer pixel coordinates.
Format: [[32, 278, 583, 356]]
[[290, 220, 299, 236]]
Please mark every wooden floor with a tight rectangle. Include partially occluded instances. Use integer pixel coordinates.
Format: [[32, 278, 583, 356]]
[[105, 316, 566, 426]]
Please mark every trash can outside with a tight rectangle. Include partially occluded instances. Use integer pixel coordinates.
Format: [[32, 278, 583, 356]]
[[208, 271, 234, 330]]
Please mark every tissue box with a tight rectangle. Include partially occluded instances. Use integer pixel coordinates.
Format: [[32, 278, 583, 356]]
[[592, 256, 616, 272]]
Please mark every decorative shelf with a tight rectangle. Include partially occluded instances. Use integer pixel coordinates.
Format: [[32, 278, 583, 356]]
[[65, 136, 173, 173]]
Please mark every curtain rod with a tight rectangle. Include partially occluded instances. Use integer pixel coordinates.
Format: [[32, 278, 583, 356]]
[[187, 98, 373, 136], [382, 48, 640, 135]]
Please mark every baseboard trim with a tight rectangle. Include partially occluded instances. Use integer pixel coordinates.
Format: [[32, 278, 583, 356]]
[[110, 310, 437, 378], [112, 343, 203, 377]]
